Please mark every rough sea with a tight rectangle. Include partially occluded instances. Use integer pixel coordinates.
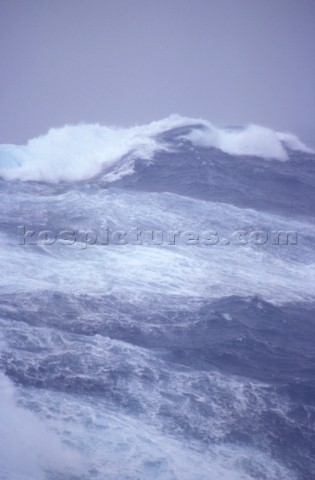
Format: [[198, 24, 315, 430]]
[[0, 115, 314, 480]]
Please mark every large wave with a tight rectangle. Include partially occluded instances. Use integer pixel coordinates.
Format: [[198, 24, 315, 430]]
[[0, 115, 313, 183]]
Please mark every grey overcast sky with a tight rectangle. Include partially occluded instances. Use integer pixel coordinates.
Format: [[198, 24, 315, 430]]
[[1, 0, 315, 144]]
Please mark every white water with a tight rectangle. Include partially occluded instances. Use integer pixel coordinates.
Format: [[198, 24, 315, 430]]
[[0, 372, 84, 480], [0, 115, 313, 183], [1, 188, 314, 305]]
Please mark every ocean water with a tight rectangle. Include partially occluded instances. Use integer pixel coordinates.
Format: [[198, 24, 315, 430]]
[[0, 116, 314, 480]]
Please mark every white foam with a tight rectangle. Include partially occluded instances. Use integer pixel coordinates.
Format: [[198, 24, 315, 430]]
[[182, 123, 314, 160], [0, 372, 84, 480], [277, 131, 315, 154], [0, 187, 314, 305], [4, 366, 294, 480], [0, 115, 313, 183], [0, 124, 159, 183]]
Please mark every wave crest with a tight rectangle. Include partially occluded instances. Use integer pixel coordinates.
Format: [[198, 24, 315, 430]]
[[0, 115, 313, 183]]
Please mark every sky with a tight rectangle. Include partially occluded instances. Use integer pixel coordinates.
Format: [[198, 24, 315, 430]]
[[0, 0, 314, 145]]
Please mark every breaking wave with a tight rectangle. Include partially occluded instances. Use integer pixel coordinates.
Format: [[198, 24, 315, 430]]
[[0, 115, 313, 183]]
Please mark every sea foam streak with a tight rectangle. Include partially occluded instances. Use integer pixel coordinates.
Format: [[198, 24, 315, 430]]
[[0, 115, 313, 183]]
